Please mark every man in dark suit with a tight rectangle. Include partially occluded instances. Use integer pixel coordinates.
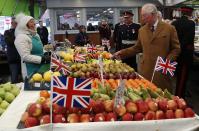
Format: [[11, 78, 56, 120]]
[[172, 6, 195, 98], [117, 11, 141, 70], [4, 17, 21, 83], [37, 20, 49, 45], [113, 17, 124, 52]]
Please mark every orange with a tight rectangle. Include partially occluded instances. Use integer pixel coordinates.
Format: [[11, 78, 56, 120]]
[[40, 90, 50, 98]]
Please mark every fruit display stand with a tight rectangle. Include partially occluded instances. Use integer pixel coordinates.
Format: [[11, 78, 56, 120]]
[[0, 83, 199, 131]]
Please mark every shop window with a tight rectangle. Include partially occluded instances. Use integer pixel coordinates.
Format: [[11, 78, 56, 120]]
[[56, 9, 81, 30], [86, 8, 114, 31]]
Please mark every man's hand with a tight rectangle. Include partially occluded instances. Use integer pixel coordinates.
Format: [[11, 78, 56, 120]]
[[112, 50, 123, 60]]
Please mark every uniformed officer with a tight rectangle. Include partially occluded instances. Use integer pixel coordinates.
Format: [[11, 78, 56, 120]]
[[117, 11, 141, 70], [172, 6, 195, 98]]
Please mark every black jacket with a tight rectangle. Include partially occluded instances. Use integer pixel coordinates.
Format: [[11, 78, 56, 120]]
[[172, 16, 195, 62], [75, 32, 89, 46], [37, 26, 49, 45], [4, 28, 21, 63]]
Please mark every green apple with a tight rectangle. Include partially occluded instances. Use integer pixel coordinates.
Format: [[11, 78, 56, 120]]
[[10, 86, 20, 97], [0, 100, 10, 109], [3, 82, 12, 92], [5, 92, 15, 103], [0, 108, 5, 116], [0, 97, 2, 103], [0, 88, 5, 99]]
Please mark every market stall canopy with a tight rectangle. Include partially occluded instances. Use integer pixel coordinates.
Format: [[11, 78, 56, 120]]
[[0, 0, 39, 19]]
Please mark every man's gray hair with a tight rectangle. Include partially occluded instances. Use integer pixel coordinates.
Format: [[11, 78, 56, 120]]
[[142, 3, 158, 14]]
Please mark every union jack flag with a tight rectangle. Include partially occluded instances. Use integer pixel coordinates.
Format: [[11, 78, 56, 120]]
[[51, 53, 71, 75], [74, 53, 86, 62], [155, 56, 177, 76], [87, 45, 98, 53], [102, 39, 110, 46], [52, 76, 92, 108]]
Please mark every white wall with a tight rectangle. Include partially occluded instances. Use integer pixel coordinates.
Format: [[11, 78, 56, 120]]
[[47, 0, 161, 8]]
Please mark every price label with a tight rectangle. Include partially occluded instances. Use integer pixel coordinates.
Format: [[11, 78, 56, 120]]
[[34, 82, 41, 88], [114, 79, 125, 107]]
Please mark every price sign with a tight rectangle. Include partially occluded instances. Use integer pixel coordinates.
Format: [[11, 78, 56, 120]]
[[114, 79, 125, 107]]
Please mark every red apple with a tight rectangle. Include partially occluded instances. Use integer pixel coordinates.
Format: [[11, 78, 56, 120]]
[[184, 108, 195, 118], [165, 110, 175, 119], [40, 115, 50, 125], [91, 100, 105, 114], [125, 101, 138, 113], [28, 103, 42, 117], [177, 98, 187, 109], [175, 109, 185, 118], [42, 99, 51, 113], [122, 113, 133, 121], [24, 117, 39, 128], [155, 110, 165, 120], [94, 113, 105, 122], [53, 104, 65, 115], [80, 108, 91, 114], [20, 112, 29, 122], [53, 114, 66, 123], [68, 107, 80, 114], [147, 100, 158, 112], [136, 100, 149, 113], [158, 99, 168, 111], [134, 112, 144, 121], [114, 104, 126, 116], [145, 111, 155, 120], [105, 112, 117, 121], [103, 100, 114, 112], [167, 100, 177, 110], [80, 114, 92, 122], [67, 113, 79, 123]]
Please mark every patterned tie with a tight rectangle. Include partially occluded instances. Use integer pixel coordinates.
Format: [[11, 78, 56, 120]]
[[151, 25, 155, 32]]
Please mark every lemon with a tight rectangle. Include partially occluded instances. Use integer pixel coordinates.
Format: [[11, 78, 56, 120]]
[[43, 71, 52, 82], [53, 72, 61, 76], [32, 73, 43, 82]]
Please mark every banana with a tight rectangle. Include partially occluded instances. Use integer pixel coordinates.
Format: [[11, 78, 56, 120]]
[[128, 92, 142, 102], [164, 89, 173, 100]]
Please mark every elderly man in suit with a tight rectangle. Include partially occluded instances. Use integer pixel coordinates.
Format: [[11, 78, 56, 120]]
[[114, 3, 181, 92]]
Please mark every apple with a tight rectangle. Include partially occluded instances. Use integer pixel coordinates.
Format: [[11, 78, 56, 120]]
[[155, 110, 165, 120], [125, 101, 138, 113], [24, 117, 39, 128], [68, 107, 81, 114], [28, 103, 42, 117], [158, 99, 168, 111], [0, 88, 5, 99], [136, 100, 149, 113], [0, 97, 2, 103], [145, 111, 155, 120], [40, 115, 50, 124], [91, 100, 105, 114], [175, 109, 185, 118], [167, 100, 177, 110], [134, 112, 144, 121], [53, 114, 66, 123], [20, 112, 29, 122], [36, 97, 46, 104], [0, 100, 10, 109], [67, 113, 79, 123], [184, 108, 195, 118], [147, 100, 158, 112], [165, 110, 175, 119], [122, 113, 133, 121], [114, 104, 126, 116], [80, 114, 92, 122], [5, 92, 15, 103], [94, 113, 105, 122], [177, 98, 187, 109], [105, 112, 117, 121], [103, 100, 114, 112], [80, 108, 91, 114], [3, 83, 12, 92], [10, 86, 20, 96], [42, 99, 51, 113], [53, 103, 65, 115]]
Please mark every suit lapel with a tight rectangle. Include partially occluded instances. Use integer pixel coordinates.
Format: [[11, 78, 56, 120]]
[[151, 21, 163, 42]]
